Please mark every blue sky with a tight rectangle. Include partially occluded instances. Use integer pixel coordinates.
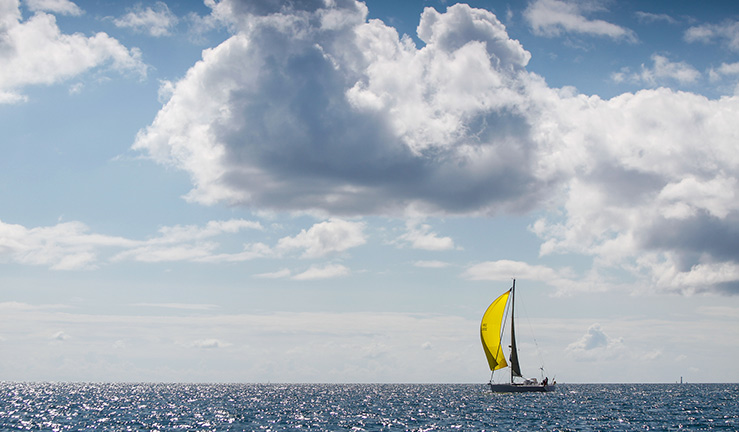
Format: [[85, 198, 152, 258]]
[[1, 0, 738, 383]]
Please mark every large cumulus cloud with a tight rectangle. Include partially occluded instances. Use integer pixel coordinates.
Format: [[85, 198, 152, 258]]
[[134, 0, 739, 294], [532, 89, 739, 294], [133, 0, 551, 215]]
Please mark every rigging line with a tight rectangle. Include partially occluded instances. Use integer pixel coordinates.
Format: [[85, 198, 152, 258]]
[[499, 289, 512, 352], [518, 295, 547, 376]]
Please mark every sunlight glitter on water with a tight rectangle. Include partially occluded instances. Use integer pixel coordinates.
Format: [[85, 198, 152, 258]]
[[1, 383, 737, 431]]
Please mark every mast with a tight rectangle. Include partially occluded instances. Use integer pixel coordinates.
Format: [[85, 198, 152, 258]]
[[509, 279, 522, 382]]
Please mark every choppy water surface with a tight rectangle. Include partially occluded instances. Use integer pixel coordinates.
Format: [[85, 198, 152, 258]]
[[1, 383, 737, 431]]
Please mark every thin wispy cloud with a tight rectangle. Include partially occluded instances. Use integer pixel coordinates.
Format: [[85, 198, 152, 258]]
[[413, 260, 451, 269], [709, 62, 739, 80], [253, 268, 292, 279], [0, 217, 371, 272], [247, 263, 352, 280], [634, 11, 677, 25], [685, 20, 739, 51], [24, 0, 82, 16], [0, 219, 136, 270], [524, 0, 637, 42], [0, 218, 258, 269], [462, 259, 581, 290], [188, 338, 232, 349], [291, 264, 351, 281], [133, 303, 219, 311]]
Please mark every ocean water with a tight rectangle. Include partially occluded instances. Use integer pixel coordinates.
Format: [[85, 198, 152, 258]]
[[0, 383, 737, 431]]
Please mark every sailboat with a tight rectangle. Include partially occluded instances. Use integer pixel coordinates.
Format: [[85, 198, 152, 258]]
[[480, 279, 555, 393]]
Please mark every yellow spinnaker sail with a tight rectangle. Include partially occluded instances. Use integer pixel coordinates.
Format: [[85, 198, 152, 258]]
[[480, 289, 511, 371]]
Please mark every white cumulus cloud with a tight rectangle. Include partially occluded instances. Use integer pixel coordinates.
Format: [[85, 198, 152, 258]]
[[0, 0, 146, 103], [531, 88, 739, 294], [566, 323, 625, 361], [113, 1, 179, 37], [133, 1, 547, 216], [276, 219, 366, 258], [628, 54, 701, 86], [397, 221, 456, 251]]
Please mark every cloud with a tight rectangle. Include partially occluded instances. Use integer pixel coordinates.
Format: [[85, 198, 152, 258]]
[[613, 54, 700, 86], [24, 0, 82, 16], [51, 330, 71, 341], [396, 221, 456, 251], [0, 0, 146, 103], [566, 323, 625, 360], [531, 88, 739, 294], [413, 260, 450, 268], [0, 302, 69, 311], [133, 303, 219, 311], [292, 263, 351, 280], [698, 306, 739, 319], [70, 0, 732, 295], [111, 219, 266, 263], [634, 11, 676, 25], [113, 242, 221, 263], [157, 219, 264, 243], [276, 219, 366, 258], [134, 1, 548, 216], [110, 219, 269, 264], [709, 62, 739, 83], [0, 219, 135, 270], [0, 216, 371, 271], [253, 263, 352, 280], [0, 305, 486, 382], [685, 20, 739, 52], [464, 259, 559, 281], [113, 1, 179, 37], [462, 259, 588, 293], [0, 218, 266, 269], [253, 268, 292, 279], [128, 1, 739, 295], [524, 0, 637, 42], [645, 54, 700, 84], [189, 338, 232, 349]]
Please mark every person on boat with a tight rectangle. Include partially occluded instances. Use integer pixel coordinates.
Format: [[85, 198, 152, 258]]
[[542, 377, 548, 386]]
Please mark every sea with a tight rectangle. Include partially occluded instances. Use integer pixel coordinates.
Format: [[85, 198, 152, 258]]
[[0, 383, 737, 431]]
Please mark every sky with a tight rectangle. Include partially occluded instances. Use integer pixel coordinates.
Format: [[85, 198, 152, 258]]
[[1, 0, 738, 384]]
